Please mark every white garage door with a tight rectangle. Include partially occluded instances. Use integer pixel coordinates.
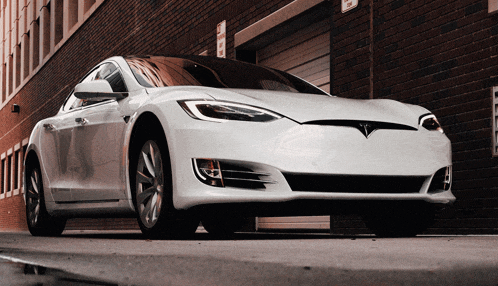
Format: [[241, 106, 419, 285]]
[[257, 19, 330, 231]]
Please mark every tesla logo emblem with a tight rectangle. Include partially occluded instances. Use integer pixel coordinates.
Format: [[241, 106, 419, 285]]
[[357, 122, 377, 138]]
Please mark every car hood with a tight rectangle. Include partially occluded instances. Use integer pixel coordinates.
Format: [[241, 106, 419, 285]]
[[204, 89, 424, 128]]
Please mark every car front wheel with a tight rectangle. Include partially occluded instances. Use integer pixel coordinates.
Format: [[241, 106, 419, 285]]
[[133, 138, 199, 238]]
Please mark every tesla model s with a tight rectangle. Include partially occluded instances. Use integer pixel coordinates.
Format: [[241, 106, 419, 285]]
[[24, 55, 455, 238]]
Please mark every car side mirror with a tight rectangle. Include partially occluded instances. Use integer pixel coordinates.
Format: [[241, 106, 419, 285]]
[[74, 80, 128, 100]]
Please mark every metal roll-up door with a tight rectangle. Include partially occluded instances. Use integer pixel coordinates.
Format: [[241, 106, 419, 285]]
[[258, 19, 330, 93], [257, 19, 331, 231]]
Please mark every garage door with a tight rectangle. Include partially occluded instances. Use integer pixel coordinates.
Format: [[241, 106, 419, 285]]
[[258, 19, 330, 93], [257, 19, 330, 231]]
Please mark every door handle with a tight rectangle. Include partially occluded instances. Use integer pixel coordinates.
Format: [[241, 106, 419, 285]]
[[43, 123, 56, 131], [75, 118, 89, 125]]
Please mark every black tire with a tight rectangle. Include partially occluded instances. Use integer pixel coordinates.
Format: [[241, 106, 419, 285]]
[[201, 213, 245, 237], [362, 201, 435, 238], [132, 138, 199, 238], [25, 165, 66, 237]]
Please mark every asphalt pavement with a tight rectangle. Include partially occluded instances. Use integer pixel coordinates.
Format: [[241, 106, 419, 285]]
[[0, 230, 497, 285]]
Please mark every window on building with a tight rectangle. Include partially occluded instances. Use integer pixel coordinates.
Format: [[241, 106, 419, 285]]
[[15, 44, 21, 87], [8, 54, 13, 95], [13, 148, 20, 191], [22, 0, 27, 36], [1, 63, 6, 102], [68, 0, 78, 30], [23, 32, 29, 79], [6, 153, 12, 193], [84, 0, 96, 13], [0, 157, 4, 195], [42, 3, 50, 58], [14, 0, 19, 43], [22, 142, 27, 194], [32, 18, 40, 69], [54, 0, 63, 45]]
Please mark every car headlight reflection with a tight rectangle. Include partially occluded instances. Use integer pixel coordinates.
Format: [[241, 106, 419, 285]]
[[179, 100, 282, 123], [419, 113, 444, 133]]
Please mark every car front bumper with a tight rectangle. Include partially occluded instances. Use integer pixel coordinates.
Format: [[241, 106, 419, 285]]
[[165, 115, 455, 210]]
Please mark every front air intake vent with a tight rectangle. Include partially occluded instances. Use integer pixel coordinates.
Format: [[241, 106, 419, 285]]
[[283, 173, 426, 194], [427, 166, 452, 194], [219, 162, 274, 189]]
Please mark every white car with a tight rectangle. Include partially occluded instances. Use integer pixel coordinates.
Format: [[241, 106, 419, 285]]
[[24, 55, 455, 238]]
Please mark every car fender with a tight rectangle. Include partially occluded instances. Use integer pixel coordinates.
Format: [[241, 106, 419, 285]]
[[123, 90, 212, 208], [23, 120, 55, 205]]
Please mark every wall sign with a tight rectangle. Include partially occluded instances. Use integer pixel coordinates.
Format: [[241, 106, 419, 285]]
[[490, 0, 498, 13], [217, 20, 226, 58], [342, 0, 358, 13]]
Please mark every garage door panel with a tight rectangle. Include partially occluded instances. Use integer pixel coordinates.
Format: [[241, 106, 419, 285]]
[[258, 216, 330, 230], [258, 21, 329, 62], [303, 68, 329, 82], [259, 216, 330, 223], [260, 33, 329, 71], [287, 56, 329, 79], [310, 76, 330, 92], [260, 31, 329, 63], [258, 222, 331, 230]]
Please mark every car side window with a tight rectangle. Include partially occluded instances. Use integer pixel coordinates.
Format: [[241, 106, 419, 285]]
[[96, 63, 127, 93], [62, 62, 127, 112]]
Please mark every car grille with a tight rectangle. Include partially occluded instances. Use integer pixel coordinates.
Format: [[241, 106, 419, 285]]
[[302, 120, 417, 138], [302, 120, 417, 131], [283, 173, 426, 193]]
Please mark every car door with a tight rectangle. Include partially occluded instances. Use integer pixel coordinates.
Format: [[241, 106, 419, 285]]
[[68, 62, 129, 201], [37, 66, 104, 202], [37, 67, 98, 202]]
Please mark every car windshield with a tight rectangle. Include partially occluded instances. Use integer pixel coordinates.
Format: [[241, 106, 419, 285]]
[[125, 56, 328, 95]]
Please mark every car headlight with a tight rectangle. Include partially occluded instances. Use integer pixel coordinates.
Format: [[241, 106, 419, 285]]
[[419, 113, 444, 133], [178, 100, 282, 123]]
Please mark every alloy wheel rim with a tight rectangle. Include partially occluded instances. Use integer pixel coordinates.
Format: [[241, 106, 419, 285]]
[[26, 169, 41, 227], [136, 140, 164, 228]]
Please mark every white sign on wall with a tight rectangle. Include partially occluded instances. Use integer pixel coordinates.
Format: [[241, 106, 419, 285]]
[[217, 20, 226, 58], [490, 0, 498, 14], [342, 0, 358, 13]]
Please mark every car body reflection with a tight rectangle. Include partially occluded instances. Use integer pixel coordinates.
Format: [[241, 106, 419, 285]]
[[1, 258, 118, 286]]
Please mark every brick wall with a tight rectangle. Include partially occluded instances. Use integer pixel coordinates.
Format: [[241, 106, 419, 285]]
[[0, 195, 27, 231], [333, 0, 372, 99], [369, 0, 498, 234]]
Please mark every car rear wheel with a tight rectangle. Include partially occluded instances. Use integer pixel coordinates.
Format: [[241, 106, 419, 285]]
[[25, 165, 66, 236], [362, 201, 435, 237], [134, 139, 199, 238]]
